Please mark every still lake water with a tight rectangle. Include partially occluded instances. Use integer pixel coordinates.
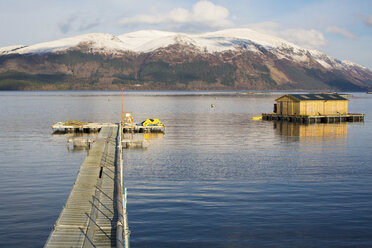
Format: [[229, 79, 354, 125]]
[[0, 91, 372, 247]]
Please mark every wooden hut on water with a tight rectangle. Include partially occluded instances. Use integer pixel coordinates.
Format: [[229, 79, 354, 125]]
[[262, 94, 364, 123], [274, 94, 348, 116]]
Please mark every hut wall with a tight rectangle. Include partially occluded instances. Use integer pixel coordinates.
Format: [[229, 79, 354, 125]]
[[302, 101, 323, 115], [293, 102, 300, 115], [299, 100, 348, 115], [278, 101, 284, 115], [276, 96, 299, 115], [275, 95, 349, 116], [323, 100, 348, 115], [278, 101, 291, 115]]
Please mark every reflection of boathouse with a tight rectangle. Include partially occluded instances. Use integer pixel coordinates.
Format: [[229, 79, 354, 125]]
[[263, 94, 364, 123], [275, 122, 347, 138]]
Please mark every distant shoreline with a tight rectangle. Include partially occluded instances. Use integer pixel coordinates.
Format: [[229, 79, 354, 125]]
[[0, 89, 367, 96]]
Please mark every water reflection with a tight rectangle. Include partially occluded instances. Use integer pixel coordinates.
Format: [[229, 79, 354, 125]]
[[123, 132, 164, 141], [2, 92, 372, 247], [143, 133, 164, 140], [274, 122, 347, 142], [52, 132, 98, 138], [67, 145, 90, 153], [52, 133, 98, 152], [123, 132, 165, 149]]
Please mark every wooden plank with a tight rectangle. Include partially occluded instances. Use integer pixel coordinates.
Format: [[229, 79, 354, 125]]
[[45, 125, 119, 248]]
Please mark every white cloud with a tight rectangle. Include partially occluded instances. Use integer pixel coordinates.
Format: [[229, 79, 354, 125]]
[[191, 1, 231, 27], [363, 15, 372, 27], [118, 0, 233, 28], [326, 26, 358, 40], [279, 29, 327, 49], [244, 22, 327, 49]]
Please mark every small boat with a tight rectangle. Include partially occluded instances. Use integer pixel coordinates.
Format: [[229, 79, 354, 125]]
[[252, 116, 262, 120]]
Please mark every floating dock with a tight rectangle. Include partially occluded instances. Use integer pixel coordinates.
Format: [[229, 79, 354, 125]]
[[51, 122, 165, 134], [45, 125, 127, 247], [262, 113, 364, 124], [51, 122, 116, 134], [123, 124, 165, 133]]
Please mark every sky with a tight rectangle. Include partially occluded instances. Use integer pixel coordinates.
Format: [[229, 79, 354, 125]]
[[0, 0, 371, 69]]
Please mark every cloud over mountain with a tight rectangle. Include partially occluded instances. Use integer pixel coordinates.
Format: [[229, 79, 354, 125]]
[[326, 26, 358, 40], [118, 1, 233, 29], [243, 22, 327, 49]]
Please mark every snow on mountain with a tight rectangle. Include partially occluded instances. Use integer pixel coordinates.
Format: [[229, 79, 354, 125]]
[[117, 28, 304, 54], [0, 28, 369, 72], [0, 28, 312, 55], [0, 33, 130, 55], [308, 49, 368, 72], [0, 45, 26, 54], [203, 28, 303, 50], [117, 30, 180, 52]]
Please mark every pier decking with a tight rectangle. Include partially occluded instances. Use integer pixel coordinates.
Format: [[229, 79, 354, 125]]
[[45, 126, 122, 247], [262, 113, 364, 123]]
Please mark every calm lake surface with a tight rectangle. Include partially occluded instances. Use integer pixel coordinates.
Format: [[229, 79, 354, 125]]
[[0, 91, 372, 247]]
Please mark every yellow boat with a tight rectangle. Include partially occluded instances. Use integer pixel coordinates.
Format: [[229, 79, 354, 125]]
[[252, 116, 262, 120], [141, 118, 165, 127]]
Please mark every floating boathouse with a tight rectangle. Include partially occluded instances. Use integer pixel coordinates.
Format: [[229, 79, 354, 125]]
[[262, 94, 364, 123]]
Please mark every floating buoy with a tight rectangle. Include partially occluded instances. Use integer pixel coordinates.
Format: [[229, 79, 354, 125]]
[[252, 116, 262, 120]]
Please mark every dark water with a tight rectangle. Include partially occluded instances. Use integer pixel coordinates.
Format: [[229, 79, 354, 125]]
[[0, 91, 372, 247]]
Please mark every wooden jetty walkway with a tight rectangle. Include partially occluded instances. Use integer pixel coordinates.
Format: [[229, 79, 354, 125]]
[[45, 125, 128, 248]]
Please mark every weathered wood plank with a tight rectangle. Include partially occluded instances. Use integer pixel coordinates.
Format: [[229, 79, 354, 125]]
[[45, 125, 119, 248]]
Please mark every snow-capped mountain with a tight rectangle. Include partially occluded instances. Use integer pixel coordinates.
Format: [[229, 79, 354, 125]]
[[0, 28, 371, 91], [0, 33, 129, 55]]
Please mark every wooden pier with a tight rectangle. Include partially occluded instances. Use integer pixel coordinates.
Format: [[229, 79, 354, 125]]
[[45, 125, 126, 248], [262, 113, 364, 124]]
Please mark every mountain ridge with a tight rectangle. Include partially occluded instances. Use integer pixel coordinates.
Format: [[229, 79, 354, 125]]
[[0, 28, 371, 91]]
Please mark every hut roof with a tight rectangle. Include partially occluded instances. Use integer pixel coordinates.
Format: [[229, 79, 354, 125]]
[[276, 94, 348, 102]]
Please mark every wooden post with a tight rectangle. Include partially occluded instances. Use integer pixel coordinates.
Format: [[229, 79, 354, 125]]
[[122, 89, 124, 125], [124, 188, 130, 248], [116, 122, 125, 248]]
